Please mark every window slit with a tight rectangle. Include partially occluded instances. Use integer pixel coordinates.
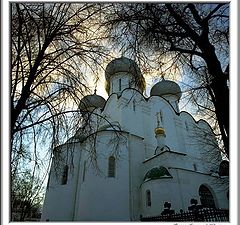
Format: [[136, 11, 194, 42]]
[[108, 156, 116, 177], [61, 165, 69, 185], [119, 79, 121, 91], [146, 190, 151, 206]]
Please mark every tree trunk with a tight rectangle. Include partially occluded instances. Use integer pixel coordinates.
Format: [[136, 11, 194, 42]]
[[200, 41, 229, 157]]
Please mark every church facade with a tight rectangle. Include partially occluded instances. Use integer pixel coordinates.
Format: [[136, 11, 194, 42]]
[[41, 57, 229, 221]]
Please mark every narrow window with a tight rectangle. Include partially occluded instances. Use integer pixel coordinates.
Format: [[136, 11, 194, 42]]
[[199, 185, 216, 208], [146, 190, 151, 206], [185, 121, 189, 131], [61, 165, 69, 185], [193, 163, 197, 171], [108, 156, 116, 177], [83, 161, 86, 182], [119, 79, 122, 91], [133, 100, 136, 111]]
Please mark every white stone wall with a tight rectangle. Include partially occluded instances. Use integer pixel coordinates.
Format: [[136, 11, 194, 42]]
[[41, 83, 228, 221], [75, 131, 131, 221], [41, 143, 81, 221], [140, 169, 229, 217], [127, 134, 145, 220]]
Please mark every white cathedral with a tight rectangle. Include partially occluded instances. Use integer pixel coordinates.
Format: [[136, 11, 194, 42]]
[[41, 57, 229, 221]]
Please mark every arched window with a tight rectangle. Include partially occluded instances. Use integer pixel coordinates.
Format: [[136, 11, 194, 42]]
[[108, 156, 116, 177], [61, 165, 69, 185], [199, 185, 215, 208], [219, 160, 229, 176], [146, 190, 151, 207]]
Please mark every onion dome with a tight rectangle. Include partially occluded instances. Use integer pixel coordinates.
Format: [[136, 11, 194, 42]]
[[150, 78, 182, 100], [105, 57, 146, 93], [105, 57, 141, 80], [79, 93, 106, 113], [144, 166, 172, 181], [155, 127, 166, 136]]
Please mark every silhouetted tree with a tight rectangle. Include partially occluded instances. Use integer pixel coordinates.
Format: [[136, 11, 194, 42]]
[[11, 170, 44, 221], [11, 2, 111, 220], [105, 3, 229, 157]]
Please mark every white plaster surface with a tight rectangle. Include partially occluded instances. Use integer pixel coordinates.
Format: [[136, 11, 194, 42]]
[[41, 59, 228, 221]]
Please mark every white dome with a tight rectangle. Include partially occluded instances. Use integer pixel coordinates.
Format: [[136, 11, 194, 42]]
[[105, 57, 142, 81], [150, 79, 182, 100], [79, 94, 106, 112]]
